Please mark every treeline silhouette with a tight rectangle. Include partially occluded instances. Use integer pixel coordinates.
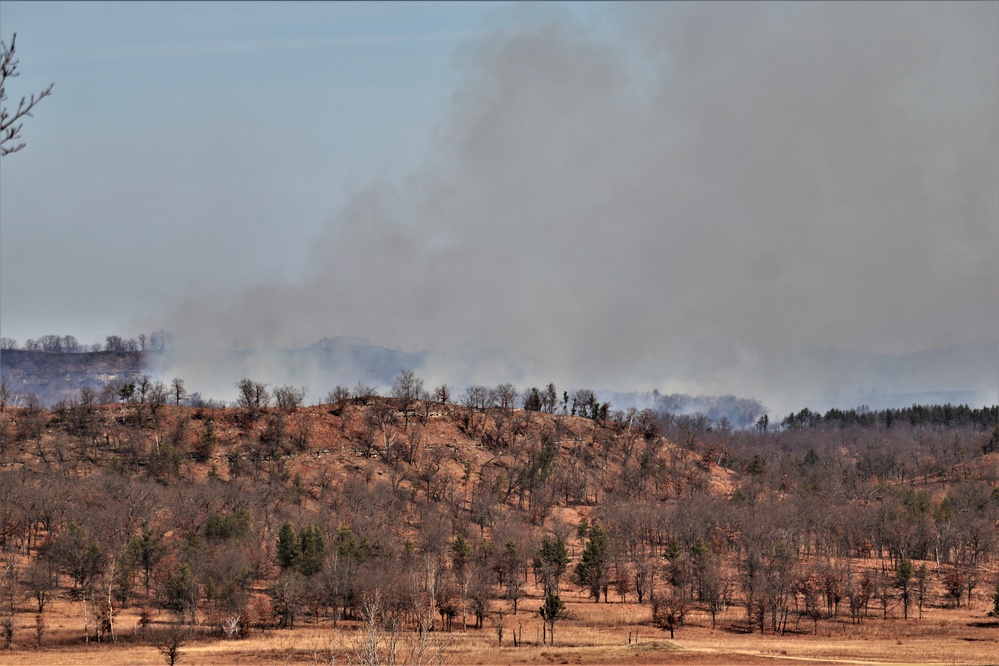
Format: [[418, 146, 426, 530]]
[[0, 331, 172, 353], [781, 404, 998, 430]]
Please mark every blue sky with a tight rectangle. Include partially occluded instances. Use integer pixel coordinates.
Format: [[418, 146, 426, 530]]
[[1, 2, 518, 336], [1, 2, 996, 410]]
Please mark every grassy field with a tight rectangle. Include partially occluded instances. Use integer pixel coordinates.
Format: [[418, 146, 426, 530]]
[[2, 583, 997, 665]]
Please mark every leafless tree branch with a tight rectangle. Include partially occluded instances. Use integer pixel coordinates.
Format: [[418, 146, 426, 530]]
[[1, 33, 54, 156]]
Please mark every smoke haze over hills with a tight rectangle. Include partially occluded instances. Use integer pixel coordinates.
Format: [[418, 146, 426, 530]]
[[2, 3, 996, 414], [161, 4, 997, 412]]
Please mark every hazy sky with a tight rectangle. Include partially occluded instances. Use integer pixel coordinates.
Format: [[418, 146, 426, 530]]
[[2, 2, 997, 410]]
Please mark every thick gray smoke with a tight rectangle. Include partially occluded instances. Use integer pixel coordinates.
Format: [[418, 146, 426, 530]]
[[161, 3, 999, 412]]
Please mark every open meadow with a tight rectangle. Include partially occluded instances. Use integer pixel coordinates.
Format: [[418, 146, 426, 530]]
[[1, 582, 996, 665]]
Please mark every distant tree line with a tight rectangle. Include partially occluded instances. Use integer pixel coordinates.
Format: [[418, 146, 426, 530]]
[[779, 405, 997, 431], [0, 331, 173, 353]]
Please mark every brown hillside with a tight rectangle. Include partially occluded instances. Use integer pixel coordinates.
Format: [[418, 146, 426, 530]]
[[0, 397, 996, 665]]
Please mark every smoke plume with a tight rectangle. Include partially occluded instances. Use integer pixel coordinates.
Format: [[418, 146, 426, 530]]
[[160, 3, 999, 412]]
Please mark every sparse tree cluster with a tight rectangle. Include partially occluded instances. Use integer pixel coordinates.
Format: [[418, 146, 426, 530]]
[[0, 364, 995, 660]]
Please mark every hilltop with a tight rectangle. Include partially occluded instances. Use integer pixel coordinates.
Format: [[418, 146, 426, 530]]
[[0, 394, 996, 664]]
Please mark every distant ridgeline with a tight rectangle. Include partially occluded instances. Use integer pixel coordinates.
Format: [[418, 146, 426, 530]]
[[0, 349, 149, 406], [0, 334, 424, 407]]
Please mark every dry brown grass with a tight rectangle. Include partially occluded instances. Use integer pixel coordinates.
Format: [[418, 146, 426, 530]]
[[1, 584, 996, 666]]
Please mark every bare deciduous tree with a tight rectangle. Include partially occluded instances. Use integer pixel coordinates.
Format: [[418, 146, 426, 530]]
[[24, 556, 57, 613], [171, 378, 186, 406], [462, 386, 494, 412], [392, 370, 424, 429], [148, 381, 168, 419], [494, 383, 518, 412], [1, 34, 53, 156], [652, 586, 689, 639], [432, 384, 451, 405], [156, 622, 188, 666], [325, 385, 351, 405], [236, 379, 269, 416], [274, 385, 307, 411], [352, 381, 378, 405]]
